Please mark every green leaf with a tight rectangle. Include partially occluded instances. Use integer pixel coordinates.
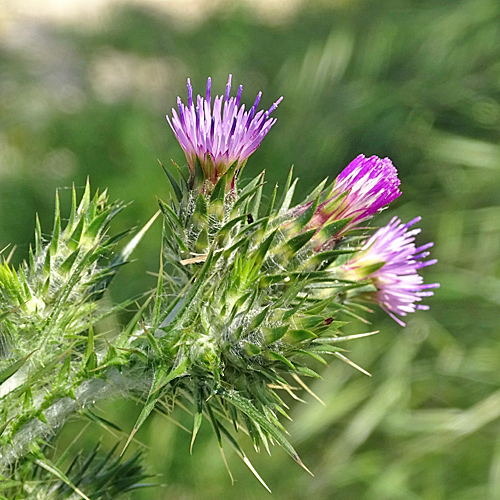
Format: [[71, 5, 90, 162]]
[[63, 184, 78, 237], [285, 329, 318, 342], [294, 365, 322, 379], [68, 215, 85, 251], [82, 324, 96, 371], [59, 248, 80, 274], [114, 296, 152, 349], [232, 182, 265, 212], [264, 350, 296, 370], [35, 214, 42, 255], [159, 199, 183, 231], [219, 388, 311, 474], [301, 177, 329, 205], [192, 157, 205, 191], [158, 250, 214, 335], [247, 171, 265, 221], [217, 214, 247, 243], [253, 229, 278, 269], [193, 193, 208, 226], [0, 350, 36, 385], [277, 167, 296, 213], [160, 161, 183, 203], [49, 190, 61, 255], [121, 358, 189, 455], [35, 457, 92, 500], [209, 174, 226, 221], [294, 315, 325, 329], [84, 207, 111, 240], [262, 325, 288, 344], [190, 385, 204, 454], [77, 178, 91, 214], [285, 228, 317, 254], [315, 218, 351, 243], [245, 343, 262, 356], [249, 306, 270, 330], [195, 228, 209, 253], [81, 409, 123, 432], [292, 194, 320, 230]]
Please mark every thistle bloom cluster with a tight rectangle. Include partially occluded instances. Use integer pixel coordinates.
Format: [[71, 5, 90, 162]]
[[165, 75, 437, 327], [338, 217, 440, 326], [0, 74, 440, 498], [167, 74, 282, 187]]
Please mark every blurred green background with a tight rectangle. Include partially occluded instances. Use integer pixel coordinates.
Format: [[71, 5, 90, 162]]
[[2, 0, 500, 498]]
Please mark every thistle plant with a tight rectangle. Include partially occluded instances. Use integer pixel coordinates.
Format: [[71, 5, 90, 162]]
[[0, 75, 438, 498]]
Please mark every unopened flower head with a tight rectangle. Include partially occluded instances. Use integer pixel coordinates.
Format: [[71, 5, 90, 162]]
[[167, 74, 283, 187], [308, 155, 401, 241], [339, 216, 439, 326]]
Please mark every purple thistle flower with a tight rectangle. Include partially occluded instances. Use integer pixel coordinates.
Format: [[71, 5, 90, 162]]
[[310, 155, 402, 235], [167, 74, 283, 186], [340, 216, 439, 326]]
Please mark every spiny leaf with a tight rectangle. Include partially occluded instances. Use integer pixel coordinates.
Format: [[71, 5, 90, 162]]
[[160, 160, 183, 203], [249, 305, 270, 329], [301, 177, 329, 205], [219, 388, 312, 475], [49, 190, 61, 255], [124, 212, 160, 264], [195, 228, 209, 253], [253, 229, 278, 269], [209, 174, 226, 221], [114, 296, 152, 349], [193, 193, 208, 223], [232, 182, 265, 212], [63, 184, 78, 237], [216, 424, 272, 493], [248, 171, 265, 221], [262, 325, 288, 344], [192, 157, 205, 191], [245, 343, 262, 356], [82, 324, 97, 371], [35, 213, 42, 255], [277, 166, 296, 213], [59, 248, 80, 274], [0, 349, 36, 385], [292, 194, 320, 231], [190, 385, 204, 454], [285, 329, 318, 342], [122, 357, 190, 454], [68, 215, 86, 251], [77, 178, 92, 216], [159, 199, 183, 231], [153, 243, 164, 327], [285, 228, 317, 254], [264, 350, 296, 370], [158, 250, 214, 334], [35, 457, 92, 500], [315, 217, 351, 243], [84, 207, 112, 240]]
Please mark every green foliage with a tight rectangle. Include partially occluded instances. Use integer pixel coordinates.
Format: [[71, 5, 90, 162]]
[[122, 166, 372, 485], [1, 0, 499, 498], [4, 443, 150, 500], [0, 184, 150, 485]]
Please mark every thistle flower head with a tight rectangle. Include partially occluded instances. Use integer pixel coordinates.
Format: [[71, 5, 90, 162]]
[[306, 155, 401, 242], [339, 216, 439, 326], [167, 74, 283, 188]]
